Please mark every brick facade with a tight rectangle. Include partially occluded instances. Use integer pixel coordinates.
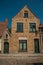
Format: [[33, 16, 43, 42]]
[[10, 5, 40, 54], [0, 5, 43, 65], [1, 28, 11, 53]]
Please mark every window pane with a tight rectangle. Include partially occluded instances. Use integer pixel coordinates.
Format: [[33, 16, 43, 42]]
[[23, 43, 26, 50], [19, 43, 22, 50]]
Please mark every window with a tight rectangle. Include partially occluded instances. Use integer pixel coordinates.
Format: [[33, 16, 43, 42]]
[[6, 34, 8, 39], [30, 23, 36, 32], [39, 27, 43, 32], [19, 40, 27, 52], [24, 12, 28, 18], [17, 22, 23, 32], [24, 11, 28, 18]]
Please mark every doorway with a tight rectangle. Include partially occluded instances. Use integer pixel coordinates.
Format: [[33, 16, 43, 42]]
[[34, 39, 40, 53], [4, 42, 9, 53]]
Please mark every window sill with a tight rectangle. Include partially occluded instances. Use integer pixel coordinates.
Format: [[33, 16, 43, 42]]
[[18, 50, 27, 52], [29, 31, 36, 33], [16, 31, 23, 33]]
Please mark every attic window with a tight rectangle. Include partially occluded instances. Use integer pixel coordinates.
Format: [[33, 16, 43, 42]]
[[24, 11, 28, 18]]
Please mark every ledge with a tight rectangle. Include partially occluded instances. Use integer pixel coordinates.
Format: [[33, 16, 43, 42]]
[[0, 54, 43, 58], [0, 54, 43, 63]]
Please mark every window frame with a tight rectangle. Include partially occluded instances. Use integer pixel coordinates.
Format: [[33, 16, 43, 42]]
[[19, 40, 27, 52], [29, 23, 36, 32], [16, 22, 23, 32], [24, 11, 28, 18]]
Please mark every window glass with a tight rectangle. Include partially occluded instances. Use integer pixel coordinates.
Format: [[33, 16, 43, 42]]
[[23, 43, 26, 50], [19, 43, 22, 50]]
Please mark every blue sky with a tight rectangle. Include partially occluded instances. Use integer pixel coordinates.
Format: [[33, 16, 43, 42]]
[[0, 0, 43, 28]]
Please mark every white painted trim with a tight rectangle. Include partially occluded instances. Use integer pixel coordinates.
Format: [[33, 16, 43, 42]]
[[18, 37, 27, 40]]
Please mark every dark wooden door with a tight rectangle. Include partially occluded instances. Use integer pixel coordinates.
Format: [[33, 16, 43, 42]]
[[34, 39, 40, 53], [4, 42, 9, 53]]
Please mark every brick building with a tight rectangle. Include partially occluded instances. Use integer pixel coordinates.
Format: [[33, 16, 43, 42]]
[[39, 24, 43, 52], [11, 5, 40, 54], [0, 5, 43, 65], [0, 18, 11, 54]]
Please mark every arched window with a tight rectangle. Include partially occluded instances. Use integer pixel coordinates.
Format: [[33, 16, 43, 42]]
[[6, 34, 8, 39]]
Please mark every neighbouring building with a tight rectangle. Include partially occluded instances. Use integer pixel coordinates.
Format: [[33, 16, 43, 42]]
[[39, 24, 43, 53], [0, 5, 43, 65], [0, 18, 11, 54]]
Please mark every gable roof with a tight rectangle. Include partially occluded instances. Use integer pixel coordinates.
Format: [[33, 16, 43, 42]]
[[12, 5, 39, 20], [0, 21, 8, 36], [23, 5, 38, 18], [25, 5, 39, 19]]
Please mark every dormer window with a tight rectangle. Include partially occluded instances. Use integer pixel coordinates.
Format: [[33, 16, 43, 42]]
[[24, 11, 28, 18]]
